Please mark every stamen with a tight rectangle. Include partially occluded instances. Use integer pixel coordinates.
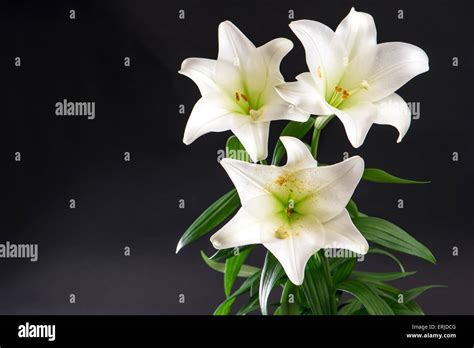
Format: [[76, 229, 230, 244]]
[[317, 66, 323, 79], [235, 92, 240, 101], [361, 80, 369, 90]]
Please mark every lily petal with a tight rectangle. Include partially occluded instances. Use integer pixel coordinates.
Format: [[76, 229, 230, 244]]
[[280, 136, 318, 171], [210, 208, 262, 249], [335, 7, 377, 62], [179, 58, 218, 96], [331, 102, 378, 148], [259, 38, 294, 83], [323, 209, 369, 254], [218, 20, 256, 65], [289, 20, 345, 96], [263, 215, 325, 285], [295, 156, 365, 223], [345, 42, 429, 103], [256, 103, 310, 123], [231, 119, 270, 162], [220, 158, 282, 204], [183, 94, 238, 144], [373, 93, 411, 142], [275, 73, 333, 115]]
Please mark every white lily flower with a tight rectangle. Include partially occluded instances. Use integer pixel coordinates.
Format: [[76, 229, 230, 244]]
[[179, 21, 309, 162], [276, 8, 429, 148], [210, 136, 368, 285]]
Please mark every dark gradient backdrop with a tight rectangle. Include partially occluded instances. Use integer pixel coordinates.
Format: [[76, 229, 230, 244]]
[[2, 0, 473, 314]]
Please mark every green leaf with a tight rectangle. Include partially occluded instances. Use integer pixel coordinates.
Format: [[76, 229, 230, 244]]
[[176, 189, 240, 252], [332, 257, 357, 285], [337, 280, 394, 315], [338, 298, 362, 315], [259, 252, 285, 315], [209, 245, 253, 262], [236, 293, 260, 315], [390, 301, 424, 315], [213, 270, 261, 315], [403, 285, 446, 303], [224, 247, 253, 296], [352, 271, 416, 282], [226, 135, 250, 161], [369, 281, 402, 302], [279, 280, 303, 315], [368, 248, 405, 272], [300, 251, 337, 315], [200, 251, 259, 278], [272, 118, 315, 165], [214, 297, 236, 315], [354, 217, 436, 264], [346, 200, 362, 218], [362, 168, 430, 184]]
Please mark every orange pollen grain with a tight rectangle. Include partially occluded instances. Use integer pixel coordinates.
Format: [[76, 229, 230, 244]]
[[275, 176, 287, 186]]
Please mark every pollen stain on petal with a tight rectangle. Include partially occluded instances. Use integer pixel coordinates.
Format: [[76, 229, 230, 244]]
[[275, 175, 287, 186], [274, 227, 289, 239]]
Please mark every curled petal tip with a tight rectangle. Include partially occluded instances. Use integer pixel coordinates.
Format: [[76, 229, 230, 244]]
[[210, 236, 222, 249]]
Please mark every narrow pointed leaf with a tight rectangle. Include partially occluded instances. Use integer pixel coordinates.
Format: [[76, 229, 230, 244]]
[[337, 279, 394, 315], [332, 257, 357, 285], [300, 251, 337, 315], [403, 285, 446, 303], [390, 301, 424, 315], [352, 271, 416, 282], [224, 247, 253, 296], [272, 118, 315, 165], [214, 297, 236, 315], [346, 200, 360, 218], [176, 189, 240, 252], [354, 217, 436, 264], [213, 270, 261, 315], [236, 293, 260, 315], [259, 252, 285, 315], [368, 247, 405, 272], [362, 168, 430, 184], [280, 280, 303, 315], [338, 298, 362, 315], [210, 245, 253, 262], [200, 251, 259, 278]]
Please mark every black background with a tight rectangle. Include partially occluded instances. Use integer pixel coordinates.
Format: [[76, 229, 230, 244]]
[[1, 0, 473, 315]]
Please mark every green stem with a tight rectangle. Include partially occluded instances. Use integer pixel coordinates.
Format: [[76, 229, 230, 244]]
[[310, 115, 334, 160], [311, 126, 321, 160]]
